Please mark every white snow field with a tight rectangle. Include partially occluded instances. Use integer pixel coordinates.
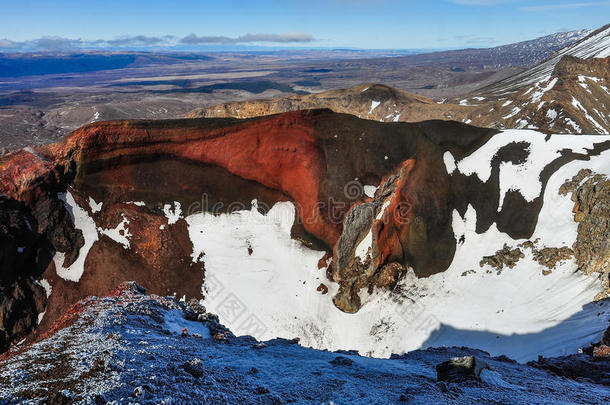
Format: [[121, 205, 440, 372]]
[[187, 129, 610, 362]]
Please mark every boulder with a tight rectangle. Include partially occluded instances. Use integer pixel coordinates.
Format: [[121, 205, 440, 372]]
[[592, 345, 610, 359], [436, 356, 492, 382], [183, 358, 204, 378], [330, 356, 354, 366]]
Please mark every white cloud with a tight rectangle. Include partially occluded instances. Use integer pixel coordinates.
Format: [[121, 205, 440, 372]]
[[0, 39, 20, 49], [0, 32, 316, 51], [520, 1, 610, 11], [180, 32, 315, 44]]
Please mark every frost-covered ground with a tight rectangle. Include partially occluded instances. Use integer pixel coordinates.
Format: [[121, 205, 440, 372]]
[[1, 284, 608, 404]]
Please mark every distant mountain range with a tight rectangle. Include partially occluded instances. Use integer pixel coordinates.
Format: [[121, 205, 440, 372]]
[[379, 29, 591, 70], [188, 25, 610, 134], [0, 29, 591, 78]]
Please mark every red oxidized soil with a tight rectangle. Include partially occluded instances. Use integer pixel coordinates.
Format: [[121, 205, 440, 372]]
[[1, 111, 341, 247], [373, 160, 417, 268]]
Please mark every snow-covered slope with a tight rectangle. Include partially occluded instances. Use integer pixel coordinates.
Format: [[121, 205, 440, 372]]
[[486, 24, 610, 92], [186, 129, 610, 362]]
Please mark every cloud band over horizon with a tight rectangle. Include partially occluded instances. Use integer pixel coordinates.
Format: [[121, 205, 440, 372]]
[[0, 32, 317, 51]]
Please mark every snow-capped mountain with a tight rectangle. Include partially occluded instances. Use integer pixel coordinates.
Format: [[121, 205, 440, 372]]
[[475, 28, 591, 68], [458, 54, 610, 134], [483, 24, 610, 92], [452, 25, 610, 134], [455, 24, 610, 134]]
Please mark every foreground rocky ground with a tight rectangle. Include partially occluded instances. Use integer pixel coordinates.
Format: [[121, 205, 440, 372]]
[[0, 282, 608, 404]]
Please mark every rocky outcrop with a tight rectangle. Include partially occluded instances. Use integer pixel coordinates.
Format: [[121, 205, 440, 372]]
[[479, 240, 575, 275], [560, 169, 610, 299], [466, 55, 610, 135], [593, 345, 610, 359], [0, 278, 46, 353], [529, 245, 574, 271], [478, 166, 610, 300], [552, 54, 610, 78], [529, 352, 610, 386], [331, 165, 413, 312], [436, 356, 491, 382], [0, 165, 83, 352], [479, 244, 525, 272]]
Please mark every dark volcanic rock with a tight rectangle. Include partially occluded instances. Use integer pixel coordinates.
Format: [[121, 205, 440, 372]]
[[436, 356, 492, 382], [560, 169, 610, 299], [0, 278, 47, 352], [183, 358, 204, 378], [529, 352, 610, 386], [329, 356, 354, 366]]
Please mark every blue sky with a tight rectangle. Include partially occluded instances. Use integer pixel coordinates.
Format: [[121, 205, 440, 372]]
[[0, 0, 608, 50]]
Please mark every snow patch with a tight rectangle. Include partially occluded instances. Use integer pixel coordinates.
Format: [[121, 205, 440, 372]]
[[564, 118, 582, 133], [502, 107, 521, 120], [163, 202, 182, 224], [368, 101, 381, 115], [99, 215, 131, 249], [516, 119, 528, 129], [572, 96, 606, 133], [355, 230, 373, 260], [88, 197, 103, 213], [91, 110, 100, 123], [39, 279, 52, 298], [164, 309, 212, 339], [456, 129, 608, 204], [363, 185, 378, 198], [53, 191, 99, 282], [443, 151, 457, 174], [127, 201, 146, 207]]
